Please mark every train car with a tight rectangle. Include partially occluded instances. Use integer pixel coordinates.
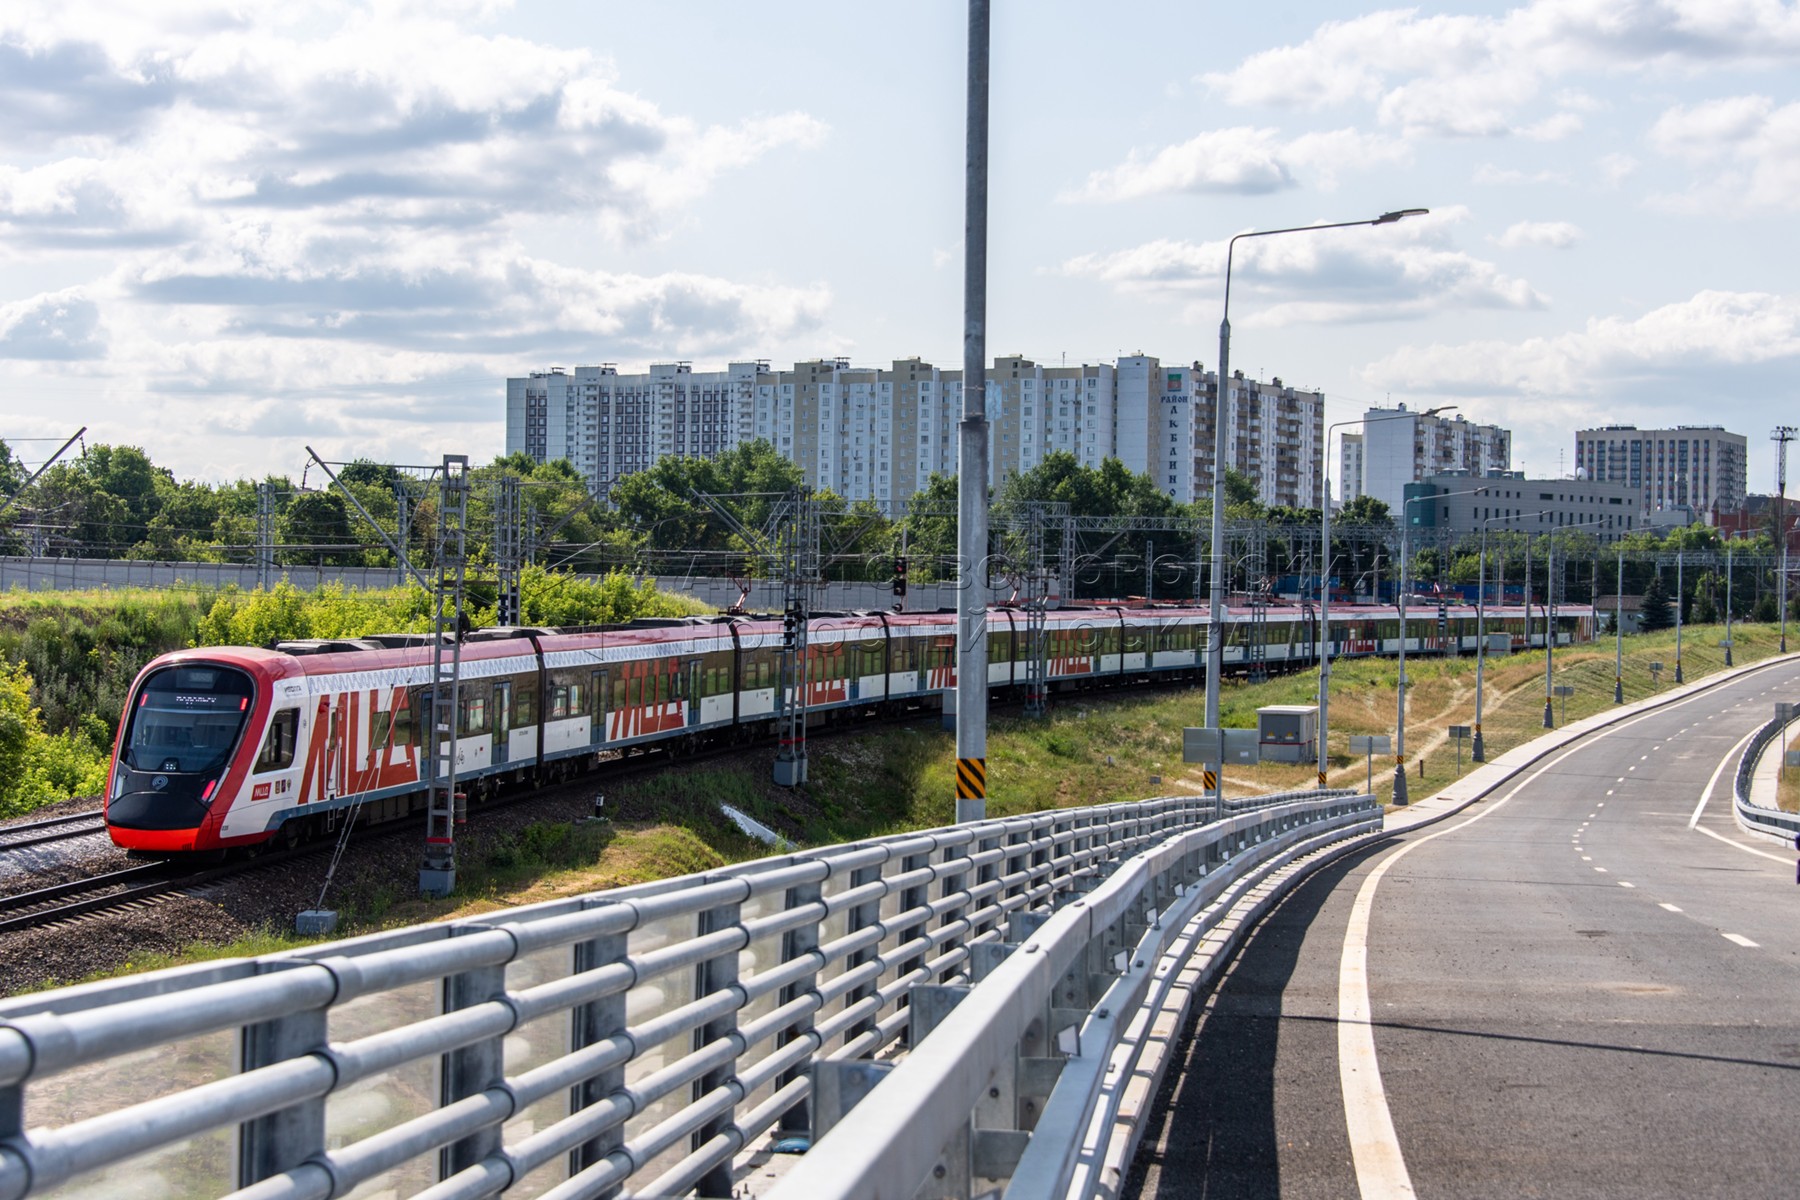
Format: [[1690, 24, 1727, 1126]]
[[105, 599, 1594, 854]]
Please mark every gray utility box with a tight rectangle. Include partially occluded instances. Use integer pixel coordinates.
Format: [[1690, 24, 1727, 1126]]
[[1485, 633, 1512, 654], [1257, 704, 1318, 764]]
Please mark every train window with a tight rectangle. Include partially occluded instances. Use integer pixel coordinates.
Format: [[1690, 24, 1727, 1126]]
[[121, 664, 255, 775], [516, 689, 535, 727], [255, 708, 298, 773], [613, 677, 628, 709], [862, 643, 884, 677], [551, 686, 570, 719], [461, 694, 487, 734], [568, 683, 584, 714]]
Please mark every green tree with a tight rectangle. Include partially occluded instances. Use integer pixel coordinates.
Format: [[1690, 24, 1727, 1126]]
[[1639, 572, 1674, 631]]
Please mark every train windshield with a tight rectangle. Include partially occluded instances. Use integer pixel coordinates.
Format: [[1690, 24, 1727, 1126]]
[[122, 664, 256, 774]]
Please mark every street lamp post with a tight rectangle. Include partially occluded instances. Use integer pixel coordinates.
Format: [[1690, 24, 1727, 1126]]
[[1675, 551, 1685, 683], [1542, 519, 1604, 728], [1318, 404, 1454, 789], [1394, 485, 1484, 804], [1615, 546, 1625, 704], [1725, 543, 1734, 666], [1474, 511, 1547, 762], [1207, 207, 1428, 809]]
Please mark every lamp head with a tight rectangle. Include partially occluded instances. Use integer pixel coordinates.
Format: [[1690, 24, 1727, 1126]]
[[1374, 208, 1430, 225], [1422, 404, 1458, 417]]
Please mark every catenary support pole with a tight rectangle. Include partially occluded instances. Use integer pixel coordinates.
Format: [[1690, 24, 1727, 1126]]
[[954, 0, 991, 823]]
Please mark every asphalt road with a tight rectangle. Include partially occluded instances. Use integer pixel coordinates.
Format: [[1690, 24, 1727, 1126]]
[[1128, 659, 1800, 1199]]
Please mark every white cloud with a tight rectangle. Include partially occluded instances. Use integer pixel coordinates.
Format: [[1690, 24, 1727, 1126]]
[[0, 2, 836, 476], [1496, 220, 1582, 248], [1060, 207, 1545, 324], [0, 287, 105, 359], [1068, 126, 1411, 201], [1473, 163, 1569, 185], [1365, 289, 1800, 399], [1517, 112, 1583, 141], [1646, 94, 1800, 211], [1598, 152, 1639, 186], [1203, 1, 1800, 138]]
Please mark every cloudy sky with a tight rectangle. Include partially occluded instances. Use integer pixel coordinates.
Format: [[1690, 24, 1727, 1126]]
[[2, 0, 1797, 491]]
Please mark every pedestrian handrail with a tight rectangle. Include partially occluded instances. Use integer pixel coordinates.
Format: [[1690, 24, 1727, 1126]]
[[767, 789, 1380, 1200], [1734, 715, 1800, 843], [0, 789, 1359, 1200]]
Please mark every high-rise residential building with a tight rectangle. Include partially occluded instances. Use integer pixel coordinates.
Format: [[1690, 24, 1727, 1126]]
[[505, 355, 1325, 512], [1573, 425, 1747, 517], [1343, 406, 1511, 516]]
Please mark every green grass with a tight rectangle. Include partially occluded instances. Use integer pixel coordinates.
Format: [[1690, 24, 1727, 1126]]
[[45, 621, 1795, 987]]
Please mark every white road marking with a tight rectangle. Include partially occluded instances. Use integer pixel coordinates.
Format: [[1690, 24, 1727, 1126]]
[[1581, 856, 1592, 861], [1640, 755, 1648, 761], [1692, 823, 1794, 864], [1616, 777, 1625, 783], [1619, 881, 1635, 888], [1628, 765, 1636, 770], [1606, 790, 1614, 796], [1688, 725, 1761, 829], [1336, 660, 1800, 1200], [1659, 903, 1683, 912], [1723, 933, 1759, 948], [1595, 866, 1608, 873], [1598, 802, 1605, 807]]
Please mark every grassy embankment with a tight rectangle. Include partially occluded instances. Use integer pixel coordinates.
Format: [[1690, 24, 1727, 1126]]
[[40, 620, 1795, 983], [281, 622, 1800, 927]]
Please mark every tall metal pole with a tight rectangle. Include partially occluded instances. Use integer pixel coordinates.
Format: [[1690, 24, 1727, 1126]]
[[1474, 525, 1488, 762], [1615, 547, 1625, 703], [421, 454, 469, 898], [1395, 515, 1410, 804], [954, 0, 991, 823], [1776, 426, 1794, 653], [1544, 534, 1556, 728], [1725, 543, 1734, 666], [1208, 208, 1429, 809], [1317, 473, 1332, 788], [1675, 551, 1684, 683]]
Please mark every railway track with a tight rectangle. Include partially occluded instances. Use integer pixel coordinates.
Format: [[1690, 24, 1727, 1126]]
[[0, 669, 1220, 939], [0, 811, 108, 853]]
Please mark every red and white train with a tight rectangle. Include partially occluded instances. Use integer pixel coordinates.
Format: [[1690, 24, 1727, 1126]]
[[105, 600, 1593, 853]]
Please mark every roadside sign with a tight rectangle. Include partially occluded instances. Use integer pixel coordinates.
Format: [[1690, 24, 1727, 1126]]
[[1787, 749, 1800, 769], [1553, 685, 1575, 697], [1719, 638, 1734, 648], [1448, 725, 1471, 739], [1349, 734, 1391, 797], [1448, 725, 1471, 776], [1183, 727, 1261, 768], [1778, 702, 1795, 721]]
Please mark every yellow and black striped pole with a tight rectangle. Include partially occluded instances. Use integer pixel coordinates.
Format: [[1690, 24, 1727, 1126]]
[[955, 757, 986, 807]]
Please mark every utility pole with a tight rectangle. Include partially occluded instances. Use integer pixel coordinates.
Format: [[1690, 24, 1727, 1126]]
[[954, 0, 991, 823], [421, 454, 470, 897], [0, 427, 84, 527], [494, 474, 522, 626], [773, 490, 819, 787], [393, 481, 412, 587], [255, 482, 276, 590], [1776, 426, 1795, 653]]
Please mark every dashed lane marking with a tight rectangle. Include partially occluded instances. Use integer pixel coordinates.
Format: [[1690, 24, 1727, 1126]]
[[1594, 866, 1608, 873], [1619, 881, 1635, 888], [1723, 933, 1759, 948], [1659, 903, 1683, 913]]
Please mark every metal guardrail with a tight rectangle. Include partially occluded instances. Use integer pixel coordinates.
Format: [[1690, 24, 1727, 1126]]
[[1734, 716, 1800, 843], [768, 790, 1380, 1200], [0, 790, 1368, 1200]]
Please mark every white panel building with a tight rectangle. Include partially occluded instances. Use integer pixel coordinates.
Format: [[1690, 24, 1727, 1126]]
[[1573, 424, 1747, 517], [1342, 406, 1511, 516], [506, 355, 1325, 512]]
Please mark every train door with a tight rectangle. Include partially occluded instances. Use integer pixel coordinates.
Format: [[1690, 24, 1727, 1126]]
[[492, 681, 512, 765], [590, 670, 606, 745], [685, 659, 703, 727]]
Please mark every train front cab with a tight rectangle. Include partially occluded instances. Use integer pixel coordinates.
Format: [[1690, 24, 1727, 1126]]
[[107, 656, 268, 852]]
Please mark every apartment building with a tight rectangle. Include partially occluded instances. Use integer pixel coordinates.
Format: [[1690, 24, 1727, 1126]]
[[1405, 470, 1640, 543], [1573, 424, 1747, 517], [506, 354, 1325, 512], [1341, 406, 1511, 516]]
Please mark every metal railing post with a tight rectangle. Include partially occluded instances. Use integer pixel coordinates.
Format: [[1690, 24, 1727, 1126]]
[[572, 910, 629, 1191], [236, 962, 329, 1188], [777, 880, 825, 1135], [441, 940, 509, 1179], [693, 896, 743, 1198], [845, 864, 884, 1050]]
